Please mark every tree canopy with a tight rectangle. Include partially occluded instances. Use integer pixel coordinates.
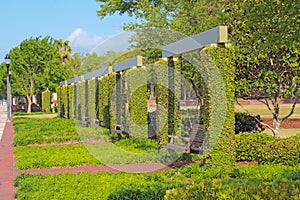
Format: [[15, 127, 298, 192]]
[[9, 36, 71, 112], [226, 0, 300, 136]]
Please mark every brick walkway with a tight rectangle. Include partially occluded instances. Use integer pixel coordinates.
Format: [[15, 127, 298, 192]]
[[0, 122, 15, 200]]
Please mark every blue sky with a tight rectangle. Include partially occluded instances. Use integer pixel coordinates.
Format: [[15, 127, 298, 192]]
[[0, 0, 136, 61]]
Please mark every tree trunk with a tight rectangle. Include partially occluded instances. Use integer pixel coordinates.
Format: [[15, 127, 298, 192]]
[[272, 118, 281, 137], [26, 95, 32, 113]]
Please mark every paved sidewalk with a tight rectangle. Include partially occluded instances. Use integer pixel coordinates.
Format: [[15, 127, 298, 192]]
[[0, 105, 7, 140]]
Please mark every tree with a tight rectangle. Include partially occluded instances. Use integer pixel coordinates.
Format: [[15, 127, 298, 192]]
[[79, 51, 121, 75], [0, 63, 7, 98], [9, 36, 71, 112], [225, 0, 300, 137]]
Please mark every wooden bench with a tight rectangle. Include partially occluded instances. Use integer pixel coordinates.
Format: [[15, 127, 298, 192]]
[[111, 124, 129, 135], [90, 119, 101, 127], [166, 124, 204, 154]]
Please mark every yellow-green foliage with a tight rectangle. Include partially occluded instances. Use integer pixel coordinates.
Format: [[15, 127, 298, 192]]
[[88, 79, 96, 123], [41, 90, 51, 113], [108, 73, 117, 129], [56, 86, 62, 116], [125, 68, 148, 137], [61, 85, 69, 118], [98, 75, 110, 128], [154, 61, 181, 145], [76, 81, 85, 121], [68, 84, 74, 118], [201, 46, 236, 170]]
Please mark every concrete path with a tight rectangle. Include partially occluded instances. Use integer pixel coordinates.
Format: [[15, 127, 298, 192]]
[[0, 105, 7, 140]]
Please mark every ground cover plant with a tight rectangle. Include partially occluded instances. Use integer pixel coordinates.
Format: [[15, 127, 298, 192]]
[[114, 137, 158, 153], [14, 142, 186, 169], [15, 164, 300, 199], [14, 145, 102, 169], [13, 117, 111, 146], [13, 117, 80, 146]]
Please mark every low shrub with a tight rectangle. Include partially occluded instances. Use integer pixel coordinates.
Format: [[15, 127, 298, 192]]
[[236, 132, 300, 166], [258, 134, 300, 166], [164, 179, 300, 200], [235, 112, 264, 134], [235, 132, 274, 161]]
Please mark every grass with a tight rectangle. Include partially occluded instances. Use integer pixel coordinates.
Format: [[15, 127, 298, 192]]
[[263, 128, 300, 138], [235, 103, 300, 119]]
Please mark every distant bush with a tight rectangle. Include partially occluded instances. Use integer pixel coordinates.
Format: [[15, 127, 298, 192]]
[[235, 112, 264, 134]]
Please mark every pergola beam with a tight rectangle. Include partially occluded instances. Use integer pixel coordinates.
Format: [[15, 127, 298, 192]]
[[114, 56, 143, 72], [162, 26, 228, 58]]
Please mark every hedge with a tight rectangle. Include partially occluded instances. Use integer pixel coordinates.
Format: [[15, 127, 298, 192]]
[[236, 132, 300, 166], [41, 89, 51, 113], [235, 132, 274, 162], [164, 179, 300, 200]]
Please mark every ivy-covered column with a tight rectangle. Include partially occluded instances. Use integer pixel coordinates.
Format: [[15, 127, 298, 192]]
[[168, 57, 175, 136], [68, 84, 74, 119], [126, 67, 148, 138], [201, 46, 236, 170], [41, 89, 51, 113], [87, 78, 96, 125]]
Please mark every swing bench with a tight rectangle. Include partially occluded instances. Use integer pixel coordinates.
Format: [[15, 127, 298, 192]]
[[166, 124, 204, 154], [111, 124, 129, 135]]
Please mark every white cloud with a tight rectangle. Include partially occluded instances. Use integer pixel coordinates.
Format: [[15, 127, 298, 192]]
[[67, 28, 103, 53]]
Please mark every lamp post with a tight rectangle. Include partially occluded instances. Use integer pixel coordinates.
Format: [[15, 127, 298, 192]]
[[4, 54, 11, 122]]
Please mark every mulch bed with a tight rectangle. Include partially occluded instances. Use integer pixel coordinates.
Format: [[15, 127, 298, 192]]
[[261, 118, 300, 129]]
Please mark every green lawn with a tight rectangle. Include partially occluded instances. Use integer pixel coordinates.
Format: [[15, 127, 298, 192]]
[[235, 103, 300, 119], [263, 128, 300, 138]]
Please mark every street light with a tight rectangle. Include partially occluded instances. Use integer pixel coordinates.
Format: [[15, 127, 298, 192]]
[[4, 54, 11, 122]]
